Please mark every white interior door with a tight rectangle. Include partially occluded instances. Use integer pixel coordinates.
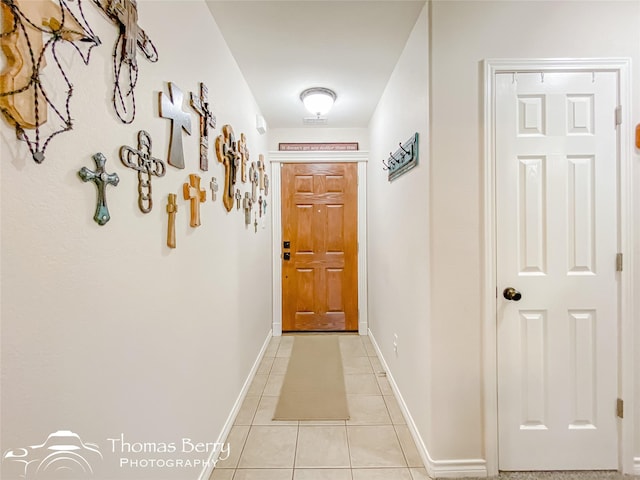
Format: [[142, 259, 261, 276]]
[[496, 71, 619, 470]]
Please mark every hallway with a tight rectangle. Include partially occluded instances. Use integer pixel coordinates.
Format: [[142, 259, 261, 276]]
[[210, 335, 428, 480]]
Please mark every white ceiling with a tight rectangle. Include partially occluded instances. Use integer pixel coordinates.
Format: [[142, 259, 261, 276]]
[[205, 1, 426, 129]]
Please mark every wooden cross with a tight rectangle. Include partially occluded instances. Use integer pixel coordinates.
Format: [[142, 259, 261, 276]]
[[190, 82, 216, 171], [119, 130, 166, 213], [78, 152, 120, 226], [159, 82, 192, 169], [258, 155, 265, 191], [238, 132, 249, 182], [166, 193, 178, 248], [215, 124, 240, 212], [243, 192, 253, 226], [101, 0, 156, 67], [235, 189, 242, 210], [183, 174, 206, 227], [0, 0, 90, 129], [210, 177, 218, 202], [249, 161, 258, 202]]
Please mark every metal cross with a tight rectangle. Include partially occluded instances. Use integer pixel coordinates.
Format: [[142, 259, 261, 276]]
[[258, 155, 265, 191], [215, 124, 240, 212], [166, 193, 178, 248], [235, 189, 242, 210], [183, 174, 206, 227], [159, 82, 192, 169], [259, 195, 263, 217], [190, 82, 216, 171], [210, 177, 218, 202], [243, 192, 253, 226], [238, 132, 249, 182], [78, 152, 120, 226], [263, 173, 269, 196], [249, 161, 258, 202], [120, 130, 166, 213], [254, 212, 258, 233]]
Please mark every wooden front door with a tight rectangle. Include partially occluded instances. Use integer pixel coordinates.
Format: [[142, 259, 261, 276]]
[[282, 163, 358, 331]]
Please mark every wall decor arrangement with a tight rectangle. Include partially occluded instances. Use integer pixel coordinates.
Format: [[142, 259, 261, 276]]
[[0, 0, 269, 242], [120, 130, 165, 213], [383, 132, 419, 181], [78, 152, 120, 225], [0, 0, 100, 163], [92, 0, 158, 124]]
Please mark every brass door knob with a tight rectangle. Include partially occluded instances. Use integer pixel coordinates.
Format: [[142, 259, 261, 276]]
[[503, 287, 522, 301]]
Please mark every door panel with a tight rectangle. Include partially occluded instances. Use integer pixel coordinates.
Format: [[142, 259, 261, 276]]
[[282, 163, 358, 331], [496, 71, 618, 470]]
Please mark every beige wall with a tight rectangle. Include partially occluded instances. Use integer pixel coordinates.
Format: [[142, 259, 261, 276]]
[[429, 0, 640, 470], [0, 2, 271, 479], [371, 0, 640, 475]]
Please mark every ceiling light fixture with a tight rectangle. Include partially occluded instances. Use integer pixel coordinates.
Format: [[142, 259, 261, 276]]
[[300, 87, 337, 117]]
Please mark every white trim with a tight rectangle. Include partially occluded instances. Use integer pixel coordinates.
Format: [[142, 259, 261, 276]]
[[269, 150, 369, 336], [198, 330, 273, 480], [368, 329, 487, 478], [483, 58, 634, 475]]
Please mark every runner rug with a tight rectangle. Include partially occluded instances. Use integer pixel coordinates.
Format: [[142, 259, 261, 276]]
[[273, 335, 350, 420]]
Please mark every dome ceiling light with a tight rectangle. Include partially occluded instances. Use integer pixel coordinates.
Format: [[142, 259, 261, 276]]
[[300, 87, 337, 117]]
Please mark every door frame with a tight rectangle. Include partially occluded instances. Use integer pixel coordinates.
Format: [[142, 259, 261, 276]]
[[269, 150, 369, 336], [483, 58, 634, 475]]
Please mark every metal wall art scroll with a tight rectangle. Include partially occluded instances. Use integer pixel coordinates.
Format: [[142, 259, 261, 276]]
[[159, 82, 191, 169], [0, 0, 100, 163], [383, 132, 419, 181], [92, 0, 158, 123], [183, 173, 206, 227], [215, 124, 240, 212], [166, 193, 177, 248], [190, 82, 216, 171], [120, 130, 165, 213], [78, 152, 119, 225]]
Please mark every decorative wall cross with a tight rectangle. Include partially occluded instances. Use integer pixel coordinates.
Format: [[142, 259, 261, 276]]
[[235, 189, 241, 210], [166, 193, 177, 248], [249, 161, 258, 202], [78, 152, 120, 226], [159, 82, 192, 169], [1, 0, 99, 162], [210, 177, 218, 202], [190, 82, 216, 171], [183, 173, 206, 227], [119, 130, 165, 213], [238, 132, 249, 182], [263, 173, 269, 196], [215, 124, 240, 212], [93, 0, 159, 123], [243, 192, 252, 226], [257, 155, 265, 190]]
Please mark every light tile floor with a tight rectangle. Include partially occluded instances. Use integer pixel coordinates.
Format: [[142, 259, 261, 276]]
[[210, 334, 428, 480]]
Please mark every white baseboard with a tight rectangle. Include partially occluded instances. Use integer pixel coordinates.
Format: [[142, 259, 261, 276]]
[[367, 329, 487, 479], [198, 330, 273, 480], [633, 457, 640, 475]]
